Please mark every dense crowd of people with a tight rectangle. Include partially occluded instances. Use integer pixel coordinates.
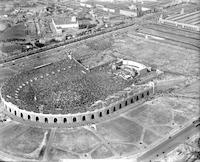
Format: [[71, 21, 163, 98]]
[[2, 58, 133, 114]]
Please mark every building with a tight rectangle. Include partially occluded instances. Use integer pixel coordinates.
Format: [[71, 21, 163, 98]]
[[121, 59, 149, 76], [80, 2, 93, 8], [80, 2, 138, 17], [119, 9, 137, 17], [52, 16, 79, 34]]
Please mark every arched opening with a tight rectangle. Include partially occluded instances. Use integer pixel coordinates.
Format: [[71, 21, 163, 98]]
[[82, 116, 86, 121], [107, 109, 110, 115], [14, 111, 16, 115], [147, 91, 149, 96], [99, 112, 102, 117], [136, 96, 139, 101], [141, 93, 144, 98], [9, 108, 11, 112], [113, 107, 116, 112], [54, 118, 57, 123], [119, 104, 122, 109], [36, 116, 39, 122], [20, 113, 23, 118], [131, 98, 134, 103], [91, 114, 94, 119], [63, 118, 67, 123], [125, 100, 128, 106], [28, 115, 31, 120], [45, 118, 48, 123], [73, 117, 76, 122]]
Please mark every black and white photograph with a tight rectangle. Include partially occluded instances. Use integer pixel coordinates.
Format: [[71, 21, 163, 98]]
[[0, 0, 199, 161]]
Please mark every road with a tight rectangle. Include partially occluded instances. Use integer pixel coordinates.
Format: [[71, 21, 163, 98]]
[[137, 120, 199, 162], [42, 128, 56, 161]]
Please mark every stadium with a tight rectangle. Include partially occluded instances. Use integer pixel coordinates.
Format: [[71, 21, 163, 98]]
[[0, 54, 156, 128]]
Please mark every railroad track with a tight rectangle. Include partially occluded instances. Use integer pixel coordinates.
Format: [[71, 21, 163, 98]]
[[143, 23, 200, 40], [141, 26, 200, 43], [138, 26, 200, 50]]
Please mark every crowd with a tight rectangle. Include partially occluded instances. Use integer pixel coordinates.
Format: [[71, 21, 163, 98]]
[[2, 58, 133, 114]]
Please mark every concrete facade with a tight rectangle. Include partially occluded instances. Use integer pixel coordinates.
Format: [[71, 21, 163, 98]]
[[1, 83, 154, 127]]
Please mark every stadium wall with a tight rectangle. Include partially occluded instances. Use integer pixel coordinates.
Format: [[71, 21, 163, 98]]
[[0, 83, 154, 128]]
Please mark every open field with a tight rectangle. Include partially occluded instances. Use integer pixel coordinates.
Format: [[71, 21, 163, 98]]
[[110, 28, 200, 76]]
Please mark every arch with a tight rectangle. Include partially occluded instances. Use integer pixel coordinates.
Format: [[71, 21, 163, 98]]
[[14, 111, 17, 115], [91, 114, 94, 119], [82, 116, 86, 121], [130, 98, 134, 103], [63, 118, 67, 123], [147, 91, 149, 96], [36, 116, 39, 122], [125, 100, 128, 106], [113, 107, 116, 112], [141, 93, 144, 98], [20, 113, 23, 118], [45, 118, 48, 123], [28, 115, 31, 120], [9, 108, 11, 112], [54, 118, 57, 123], [119, 104, 122, 109], [73, 117, 76, 122], [99, 112, 102, 117], [136, 96, 139, 101], [107, 109, 110, 115]]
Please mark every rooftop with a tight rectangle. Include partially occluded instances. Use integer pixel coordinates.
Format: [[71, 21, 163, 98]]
[[52, 16, 77, 25]]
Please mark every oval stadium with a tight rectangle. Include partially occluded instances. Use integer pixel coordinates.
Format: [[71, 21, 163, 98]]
[[1, 55, 155, 128]]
